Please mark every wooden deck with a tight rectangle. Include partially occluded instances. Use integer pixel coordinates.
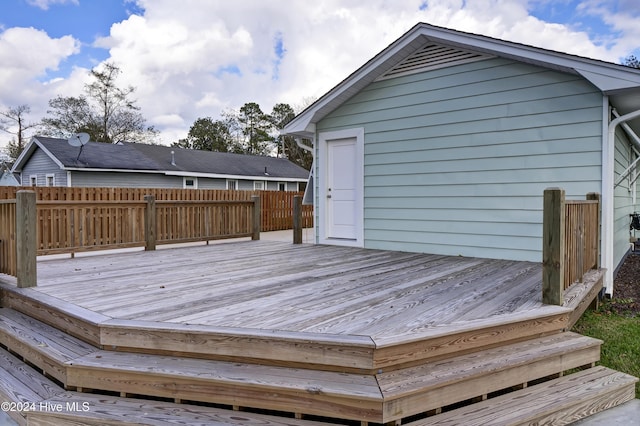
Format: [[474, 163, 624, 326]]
[[31, 241, 550, 335], [1, 239, 631, 426]]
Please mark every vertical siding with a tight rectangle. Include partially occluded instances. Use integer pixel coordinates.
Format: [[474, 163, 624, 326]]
[[21, 149, 67, 186], [613, 128, 636, 269], [317, 57, 603, 262]]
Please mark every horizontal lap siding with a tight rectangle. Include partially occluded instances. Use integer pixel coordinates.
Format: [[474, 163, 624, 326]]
[[613, 128, 636, 270], [21, 149, 67, 186], [318, 58, 602, 262], [70, 171, 183, 188]]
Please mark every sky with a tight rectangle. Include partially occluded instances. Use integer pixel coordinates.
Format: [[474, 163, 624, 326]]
[[1, 0, 639, 153]]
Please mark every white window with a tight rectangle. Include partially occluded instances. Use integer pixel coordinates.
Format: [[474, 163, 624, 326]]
[[278, 182, 287, 191], [226, 179, 238, 190], [253, 181, 265, 191], [30, 175, 37, 186], [183, 177, 198, 189], [46, 174, 55, 187]]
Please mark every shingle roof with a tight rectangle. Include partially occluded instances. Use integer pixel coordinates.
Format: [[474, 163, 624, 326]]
[[32, 137, 309, 180]]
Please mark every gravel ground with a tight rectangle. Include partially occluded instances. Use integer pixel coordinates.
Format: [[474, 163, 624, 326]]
[[607, 253, 640, 316]]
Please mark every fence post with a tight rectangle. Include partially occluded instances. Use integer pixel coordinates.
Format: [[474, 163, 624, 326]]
[[144, 195, 156, 251], [543, 188, 565, 305], [293, 195, 303, 244], [586, 192, 601, 269], [16, 190, 37, 288], [252, 195, 261, 240]]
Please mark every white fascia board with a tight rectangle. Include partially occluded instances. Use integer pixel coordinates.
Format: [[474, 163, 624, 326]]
[[282, 29, 424, 135], [12, 137, 66, 172], [62, 167, 306, 182], [423, 27, 640, 93], [64, 167, 163, 174], [163, 170, 306, 182], [283, 23, 640, 135], [575, 69, 640, 93], [13, 137, 69, 172]]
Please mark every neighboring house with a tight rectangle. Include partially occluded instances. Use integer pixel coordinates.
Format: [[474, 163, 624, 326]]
[[282, 23, 640, 294], [12, 136, 309, 192], [0, 162, 19, 186]]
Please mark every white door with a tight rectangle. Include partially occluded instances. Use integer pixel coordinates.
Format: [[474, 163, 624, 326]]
[[327, 137, 357, 240]]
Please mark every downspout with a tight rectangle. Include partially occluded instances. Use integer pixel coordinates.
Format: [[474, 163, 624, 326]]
[[612, 109, 640, 187], [295, 137, 314, 153], [603, 107, 640, 296]]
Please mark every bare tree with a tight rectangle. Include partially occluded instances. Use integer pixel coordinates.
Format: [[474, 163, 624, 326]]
[[41, 62, 157, 144], [1, 104, 39, 160]]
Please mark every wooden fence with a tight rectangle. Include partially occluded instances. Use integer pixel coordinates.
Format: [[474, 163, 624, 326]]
[[0, 199, 17, 277], [1, 191, 264, 287], [0, 186, 313, 231], [543, 188, 601, 305]]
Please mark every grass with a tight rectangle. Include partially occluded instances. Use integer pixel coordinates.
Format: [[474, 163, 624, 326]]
[[572, 305, 640, 398]]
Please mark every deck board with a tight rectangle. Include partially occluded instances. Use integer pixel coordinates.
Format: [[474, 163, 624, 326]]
[[29, 241, 546, 339]]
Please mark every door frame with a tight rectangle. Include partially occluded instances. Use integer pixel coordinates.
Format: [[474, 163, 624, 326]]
[[318, 128, 364, 247]]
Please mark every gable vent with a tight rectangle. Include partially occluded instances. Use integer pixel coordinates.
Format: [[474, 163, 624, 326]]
[[380, 43, 494, 80]]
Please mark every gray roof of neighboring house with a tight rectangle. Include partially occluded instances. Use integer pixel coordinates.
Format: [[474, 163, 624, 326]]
[[14, 136, 309, 181]]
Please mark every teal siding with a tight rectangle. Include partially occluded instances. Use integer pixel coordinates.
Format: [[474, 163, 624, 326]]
[[613, 127, 637, 269], [317, 57, 603, 262]]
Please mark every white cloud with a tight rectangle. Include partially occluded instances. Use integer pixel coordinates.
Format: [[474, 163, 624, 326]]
[[26, 0, 78, 10], [2, 0, 639, 152], [0, 27, 79, 106]]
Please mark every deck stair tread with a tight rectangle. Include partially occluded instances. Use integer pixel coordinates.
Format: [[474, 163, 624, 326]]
[[0, 346, 64, 403], [26, 392, 335, 426], [68, 349, 382, 400], [408, 366, 638, 426], [0, 308, 99, 382], [377, 331, 602, 421], [378, 331, 601, 398], [0, 345, 349, 426], [0, 347, 65, 425]]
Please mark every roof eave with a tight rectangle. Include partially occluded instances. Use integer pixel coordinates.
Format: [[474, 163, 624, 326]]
[[282, 23, 640, 134]]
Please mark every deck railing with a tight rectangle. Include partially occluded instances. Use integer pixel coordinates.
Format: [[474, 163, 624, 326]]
[[0, 187, 313, 231], [543, 188, 601, 305], [0, 191, 263, 287]]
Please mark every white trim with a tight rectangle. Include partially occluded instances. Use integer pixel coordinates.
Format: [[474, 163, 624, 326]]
[[604, 105, 640, 296], [66, 171, 72, 187], [45, 173, 55, 187], [318, 128, 364, 247], [226, 179, 238, 190], [602, 97, 613, 295], [49, 167, 305, 183], [282, 23, 640, 138], [183, 176, 198, 189], [29, 174, 38, 186]]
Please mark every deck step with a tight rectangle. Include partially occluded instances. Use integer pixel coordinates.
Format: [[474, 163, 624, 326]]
[[65, 349, 383, 422], [0, 308, 98, 383], [408, 366, 638, 426], [0, 305, 608, 424], [25, 392, 337, 426], [0, 345, 338, 426], [0, 347, 65, 426], [378, 331, 602, 422]]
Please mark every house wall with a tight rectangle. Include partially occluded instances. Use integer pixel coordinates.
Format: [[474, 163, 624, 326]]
[[69, 171, 301, 191], [70, 171, 183, 188], [613, 127, 637, 270], [316, 57, 603, 262], [21, 149, 67, 186]]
